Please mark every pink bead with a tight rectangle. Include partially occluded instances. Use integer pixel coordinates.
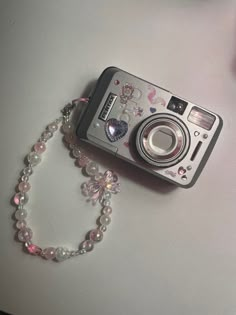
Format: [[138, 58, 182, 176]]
[[77, 156, 89, 167], [64, 133, 76, 144], [27, 244, 42, 255], [34, 142, 46, 154], [18, 227, 32, 242], [14, 192, 28, 205], [42, 247, 56, 260], [18, 181, 31, 193], [16, 220, 27, 229], [63, 122, 74, 134]]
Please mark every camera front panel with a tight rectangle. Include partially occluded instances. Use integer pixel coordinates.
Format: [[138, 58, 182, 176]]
[[80, 67, 222, 188]]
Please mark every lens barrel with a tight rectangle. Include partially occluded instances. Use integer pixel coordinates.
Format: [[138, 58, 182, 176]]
[[136, 114, 190, 167]]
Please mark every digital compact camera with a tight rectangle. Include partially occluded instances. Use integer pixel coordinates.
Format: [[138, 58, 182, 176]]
[[76, 67, 223, 188]]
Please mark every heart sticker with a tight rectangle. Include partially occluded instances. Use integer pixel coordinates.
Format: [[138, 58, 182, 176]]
[[150, 107, 156, 113], [105, 118, 128, 142], [178, 167, 186, 175]]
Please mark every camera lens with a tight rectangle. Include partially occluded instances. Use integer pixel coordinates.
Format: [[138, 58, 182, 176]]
[[136, 114, 190, 167], [147, 126, 177, 156]]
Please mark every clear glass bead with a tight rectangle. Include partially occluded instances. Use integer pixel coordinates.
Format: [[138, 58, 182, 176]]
[[21, 175, 29, 182], [103, 191, 111, 200], [80, 240, 94, 252], [27, 152, 41, 166], [47, 122, 58, 132], [55, 247, 70, 262], [16, 220, 27, 229], [81, 183, 89, 196], [99, 225, 107, 232], [42, 247, 56, 260], [102, 206, 112, 215], [41, 130, 53, 141], [34, 142, 46, 154], [86, 161, 99, 176], [55, 117, 62, 124], [94, 173, 104, 181], [72, 147, 81, 158], [100, 215, 111, 226], [102, 199, 111, 207], [15, 209, 27, 220], [62, 122, 74, 134], [89, 229, 103, 242], [23, 166, 33, 176], [18, 227, 33, 242], [70, 251, 77, 257], [18, 182, 31, 193], [14, 193, 29, 206], [69, 144, 75, 150]]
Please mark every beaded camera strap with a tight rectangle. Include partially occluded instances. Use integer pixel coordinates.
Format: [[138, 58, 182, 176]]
[[13, 99, 120, 262]]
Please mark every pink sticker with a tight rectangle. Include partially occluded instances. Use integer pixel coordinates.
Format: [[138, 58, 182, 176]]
[[120, 83, 134, 104], [165, 170, 176, 178], [148, 86, 166, 107]]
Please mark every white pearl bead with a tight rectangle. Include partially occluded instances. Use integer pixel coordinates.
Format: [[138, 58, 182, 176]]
[[100, 215, 111, 226], [28, 152, 41, 166], [80, 240, 94, 252], [43, 247, 56, 260], [55, 247, 70, 261], [15, 209, 27, 220], [102, 206, 112, 215], [18, 227, 33, 242], [47, 122, 58, 132], [86, 161, 99, 176], [63, 122, 74, 134], [89, 229, 103, 242]]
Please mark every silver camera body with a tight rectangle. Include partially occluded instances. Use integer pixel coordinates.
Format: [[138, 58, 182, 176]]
[[76, 67, 223, 188]]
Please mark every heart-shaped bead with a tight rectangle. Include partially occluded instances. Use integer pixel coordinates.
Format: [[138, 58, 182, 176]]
[[105, 119, 128, 142]]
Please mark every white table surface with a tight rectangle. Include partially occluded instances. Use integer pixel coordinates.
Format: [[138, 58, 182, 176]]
[[1, 1, 236, 314]]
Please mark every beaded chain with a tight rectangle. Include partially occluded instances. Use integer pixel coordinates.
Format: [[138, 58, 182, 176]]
[[13, 100, 120, 262]]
